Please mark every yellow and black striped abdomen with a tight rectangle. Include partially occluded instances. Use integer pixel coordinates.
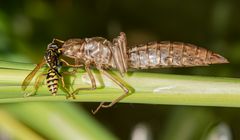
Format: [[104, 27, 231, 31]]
[[46, 69, 59, 95]]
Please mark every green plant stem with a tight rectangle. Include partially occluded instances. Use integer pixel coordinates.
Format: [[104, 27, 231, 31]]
[[0, 61, 240, 107]]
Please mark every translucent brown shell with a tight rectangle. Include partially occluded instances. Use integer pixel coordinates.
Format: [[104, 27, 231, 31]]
[[128, 41, 229, 69]]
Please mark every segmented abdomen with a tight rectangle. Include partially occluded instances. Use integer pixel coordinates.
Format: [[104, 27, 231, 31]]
[[46, 69, 58, 95], [128, 41, 228, 69]]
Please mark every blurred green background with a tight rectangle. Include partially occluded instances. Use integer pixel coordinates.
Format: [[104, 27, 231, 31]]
[[0, 0, 240, 139]]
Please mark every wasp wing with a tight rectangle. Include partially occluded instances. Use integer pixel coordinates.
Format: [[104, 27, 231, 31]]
[[21, 59, 46, 91]]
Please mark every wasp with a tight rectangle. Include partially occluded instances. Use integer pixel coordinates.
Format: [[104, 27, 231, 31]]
[[53, 32, 228, 113], [22, 39, 82, 99]]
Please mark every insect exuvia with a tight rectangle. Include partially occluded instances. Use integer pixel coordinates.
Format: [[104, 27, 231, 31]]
[[22, 32, 229, 114]]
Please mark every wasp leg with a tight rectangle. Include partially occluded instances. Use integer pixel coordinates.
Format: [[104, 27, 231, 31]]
[[61, 58, 82, 91], [92, 68, 129, 114], [24, 73, 46, 97], [62, 68, 78, 91], [53, 38, 64, 44], [72, 63, 97, 95], [59, 76, 75, 99]]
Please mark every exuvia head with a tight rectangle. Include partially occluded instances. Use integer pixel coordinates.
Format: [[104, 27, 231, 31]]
[[44, 39, 65, 68]]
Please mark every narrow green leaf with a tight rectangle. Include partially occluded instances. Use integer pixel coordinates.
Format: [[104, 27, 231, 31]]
[[0, 61, 240, 108], [4, 102, 117, 140], [0, 109, 44, 140]]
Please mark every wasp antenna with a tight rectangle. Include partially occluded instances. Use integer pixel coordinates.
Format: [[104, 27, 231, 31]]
[[53, 38, 65, 44]]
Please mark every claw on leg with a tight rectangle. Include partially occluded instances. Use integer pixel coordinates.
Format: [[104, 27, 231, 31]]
[[23, 90, 37, 97], [92, 102, 105, 114], [91, 92, 129, 114], [65, 93, 76, 99], [23, 73, 46, 97], [91, 68, 130, 114]]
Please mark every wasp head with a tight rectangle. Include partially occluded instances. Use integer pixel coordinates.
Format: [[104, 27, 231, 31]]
[[44, 39, 64, 69]]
